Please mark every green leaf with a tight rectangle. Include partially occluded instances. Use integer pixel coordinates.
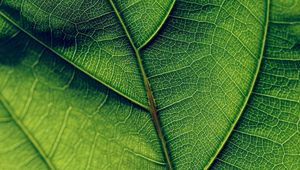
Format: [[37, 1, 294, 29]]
[[0, 25, 164, 169], [0, 0, 174, 108], [0, 0, 299, 169], [212, 1, 300, 169], [109, 0, 175, 48]]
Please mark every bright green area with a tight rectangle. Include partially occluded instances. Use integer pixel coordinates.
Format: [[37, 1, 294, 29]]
[[0, 102, 49, 170], [0, 0, 299, 169]]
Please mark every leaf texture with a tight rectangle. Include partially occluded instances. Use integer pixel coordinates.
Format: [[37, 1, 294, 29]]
[[110, 0, 175, 48], [0, 0, 299, 169], [0, 23, 165, 169], [213, 1, 300, 169], [0, 0, 152, 107]]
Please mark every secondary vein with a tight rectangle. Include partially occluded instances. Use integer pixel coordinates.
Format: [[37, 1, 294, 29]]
[[108, 0, 173, 169], [0, 11, 149, 111], [204, 0, 271, 169], [0, 93, 56, 170]]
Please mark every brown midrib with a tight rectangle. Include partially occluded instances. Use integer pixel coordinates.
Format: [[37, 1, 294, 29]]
[[108, 0, 173, 169]]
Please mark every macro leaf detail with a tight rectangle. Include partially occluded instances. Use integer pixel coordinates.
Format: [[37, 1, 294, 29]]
[[0, 0, 299, 169]]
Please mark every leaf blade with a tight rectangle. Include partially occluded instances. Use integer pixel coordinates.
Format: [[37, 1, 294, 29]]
[[1, 0, 299, 169], [213, 1, 300, 169], [110, 0, 176, 48], [140, 0, 268, 168], [0, 20, 165, 169], [0, 0, 149, 107]]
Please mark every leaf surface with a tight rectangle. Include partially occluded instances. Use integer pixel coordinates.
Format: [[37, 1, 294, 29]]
[[1, 0, 162, 107], [0, 0, 299, 169], [0, 23, 164, 169], [213, 1, 300, 169]]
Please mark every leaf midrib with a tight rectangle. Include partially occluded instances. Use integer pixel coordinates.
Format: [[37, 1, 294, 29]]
[[0, 93, 55, 170], [0, 1, 175, 168], [108, 0, 173, 169], [0, 1, 271, 169]]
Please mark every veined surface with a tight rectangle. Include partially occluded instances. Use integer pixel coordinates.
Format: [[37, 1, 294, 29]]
[[0, 0, 299, 169]]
